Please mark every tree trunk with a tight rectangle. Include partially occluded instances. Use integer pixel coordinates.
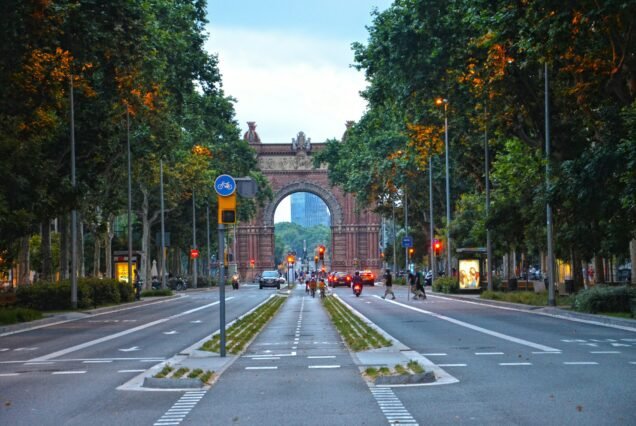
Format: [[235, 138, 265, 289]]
[[631, 239, 636, 285], [78, 215, 85, 277], [581, 260, 589, 289], [594, 255, 605, 284], [60, 214, 69, 280], [105, 214, 114, 279], [93, 232, 101, 277], [18, 236, 30, 285], [41, 218, 52, 281], [140, 185, 150, 289]]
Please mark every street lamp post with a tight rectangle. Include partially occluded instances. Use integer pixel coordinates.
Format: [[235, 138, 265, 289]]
[[160, 158, 166, 289], [436, 97, 452, 276], [126, 108, 133, 293], [429, 157, 436, 281], [70, 76, 78, 309], [485, 105, 493, 291], [192, 189, 198, 289], [544, 63, 556, 306]]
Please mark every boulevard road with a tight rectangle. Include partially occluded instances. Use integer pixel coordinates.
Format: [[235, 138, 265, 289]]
[[333, 284, 636, 425], [0, 287, 271, 426]]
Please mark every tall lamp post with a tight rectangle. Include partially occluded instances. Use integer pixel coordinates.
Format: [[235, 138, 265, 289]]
[[436, 97, 452, 276], [485, 105, 493, 291], [544, 63, 556, 306], [160, 158, 166, 289], [429, 157, 436, 281], [192, 189, 197, 289], [70, 76, 78, 308], [126, 108, 133, 292]]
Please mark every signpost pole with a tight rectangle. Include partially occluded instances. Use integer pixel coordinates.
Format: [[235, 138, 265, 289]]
[[218, 224, 226, 357]]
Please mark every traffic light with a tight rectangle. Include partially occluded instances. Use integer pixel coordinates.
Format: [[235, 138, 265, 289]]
[[217, 193, 236, 224], [318, 245, 325, 260], [287, 254, 295, 265], [433, 239, 442, 256], [408, 247, 414, 257], [314, 255, 319, 264], [250, 258, 255, 268]]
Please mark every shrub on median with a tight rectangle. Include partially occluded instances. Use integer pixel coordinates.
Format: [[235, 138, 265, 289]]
[[16, 278, 132, 311], [432, 276, 459, 293], [0, 307, 43, 325], [573, 285, 636, 314]]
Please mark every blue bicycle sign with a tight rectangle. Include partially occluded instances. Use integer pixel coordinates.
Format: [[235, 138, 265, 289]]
[[214, 174, 236, 196]]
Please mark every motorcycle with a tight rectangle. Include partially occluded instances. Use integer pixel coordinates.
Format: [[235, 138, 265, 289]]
[[352, 282, 363, 297], [231, 274, 239, 290], [168, 276, 187, 291]]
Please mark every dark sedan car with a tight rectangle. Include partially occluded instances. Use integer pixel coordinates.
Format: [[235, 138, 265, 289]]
[[331, 272, 352, 287], [259, 270, 282, 289]]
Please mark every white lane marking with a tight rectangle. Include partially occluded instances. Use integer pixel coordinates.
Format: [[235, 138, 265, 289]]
[[380, 296, 561, 352], [438, 364, 467, 367], [622, 339, 636, 342], [590, 351, 620, 354], [499, 363, 532, 366], [0, 348, 9, 351], [14, 347, 38, 351], [23, 362, 54, 365], [370, 388, 418, 426], [28, 299, 229, 362], [475, 352, 504, 356], [629, 362, 636, 365], [0, 373, 20, 377], [82, 360, 112, 364], [532, 351, 562, 354], [118, 369, 146, 373], [307, 355, 336, 359], [119, 346, 140, 352], [422, 353, 447, 356], [163, 331, 178, 335], [154, 391, 207, 425], [245, 366, 277, 370], [611, 343, 631, 347], [52, 370, 87, 374], [253, 357, 280, 360], [0, 295, 189, 337], [190, 320, 202, 324], [564, 362, 598, 365], [308, 365, 340, 369], [431, 294, 636, 332]]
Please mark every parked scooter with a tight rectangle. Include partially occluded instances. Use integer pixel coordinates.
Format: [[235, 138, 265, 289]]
[[352, 282, 363, 297], [231, 274, 239, 290], [168, 276, 187, 291]]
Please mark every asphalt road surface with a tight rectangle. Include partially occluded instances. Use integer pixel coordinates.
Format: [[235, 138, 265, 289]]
[[1, 283, 635, 425]]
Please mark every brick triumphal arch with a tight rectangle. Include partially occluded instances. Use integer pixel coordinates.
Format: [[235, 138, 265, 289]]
[[236, 122, 382, 281]]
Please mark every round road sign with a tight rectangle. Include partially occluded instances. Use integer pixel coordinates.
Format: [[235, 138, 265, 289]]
[[214, 174, 236, 196]]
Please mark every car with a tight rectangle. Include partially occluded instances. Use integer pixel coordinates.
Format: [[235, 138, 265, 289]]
[[259, 270, 282, 289], [359, 270, 375, 286], [331, 272, 352, 287]]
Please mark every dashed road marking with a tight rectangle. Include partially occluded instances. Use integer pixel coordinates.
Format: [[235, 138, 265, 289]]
[[307, 355, 336, 359], [245, 366, 277, 370], [590, 351, 620, 354], [82, 360, 112, 363], [438, 364, 467, 367], [476, 352, 504, 356], [422, 353, 447, 356], [564, 362, 598, 365], [370, 388, 418, 425], [52, 370, 87, 375], [154, 391, 206, 426], [0, 373, 19, 377], [532, 351, 562, 354], [308, 365, 340, 369], [118, 369, 146, 373], [499, 363, 532, 366]]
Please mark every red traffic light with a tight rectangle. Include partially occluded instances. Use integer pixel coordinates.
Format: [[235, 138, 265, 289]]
[[250, 258, 255, 268], [433, 239, 442, 255]]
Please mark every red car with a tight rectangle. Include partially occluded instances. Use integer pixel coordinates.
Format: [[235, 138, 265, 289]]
[[359, 270, 376, 286], [331, 272, 352, 287]]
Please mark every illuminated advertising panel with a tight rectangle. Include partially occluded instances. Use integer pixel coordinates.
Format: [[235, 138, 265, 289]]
[[459, 259, 480, 289]]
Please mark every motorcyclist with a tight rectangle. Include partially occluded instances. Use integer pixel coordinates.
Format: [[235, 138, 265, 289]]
[[318, 278, 326, 298], [309, 276, 317, 297]]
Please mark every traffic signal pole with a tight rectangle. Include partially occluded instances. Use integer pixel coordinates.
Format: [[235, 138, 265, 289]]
[[218, 224, 226, 357]]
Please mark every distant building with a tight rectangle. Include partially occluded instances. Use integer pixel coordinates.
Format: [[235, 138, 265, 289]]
[[290, 192, 330, 227]]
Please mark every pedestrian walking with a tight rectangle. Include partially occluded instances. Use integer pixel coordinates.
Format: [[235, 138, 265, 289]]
[[414, 269, 426, 300], [381, 269, 395, 300], [408, 272, 418, 299]]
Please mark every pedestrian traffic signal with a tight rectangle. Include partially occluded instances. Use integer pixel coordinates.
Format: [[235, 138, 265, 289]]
[[433, 239, 442, 256], [318, 245, 325, 260], [217, 194, 236, 224]]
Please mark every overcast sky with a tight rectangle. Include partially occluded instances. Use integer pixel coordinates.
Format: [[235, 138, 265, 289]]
[[204, 1, 392, 221], [205, 0, 392, 143]]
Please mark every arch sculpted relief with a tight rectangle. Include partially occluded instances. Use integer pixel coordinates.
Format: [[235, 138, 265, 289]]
[[257, 153, 327, 172]]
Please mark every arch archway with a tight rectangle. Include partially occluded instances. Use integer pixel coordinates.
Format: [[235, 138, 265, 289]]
[[236, 125, 381, 281]]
